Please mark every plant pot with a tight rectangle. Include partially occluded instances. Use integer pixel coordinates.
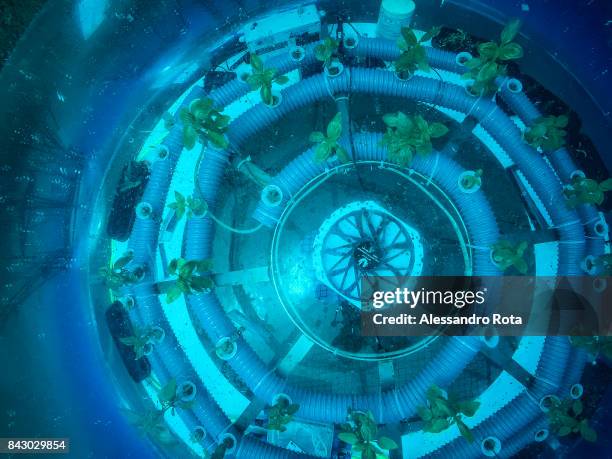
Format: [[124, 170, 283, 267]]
[[324, 60, 344, 78], [343, 36, 358, 49], [289, 46, 305, 62], [236, 70, 250, 84], [539, 394, 560, 412], [150, 326, 165, 344], [506, 78, 523, 94], [581, 255, 598, 275], [534, 429, 549, 442], [220, 433, 236, 453], [272, 393, 292, 407], [481, 436, 501, 457], [464, 80, 478, 96], [136, 202, 153, 219], [490, 249, 502, 269], [191, 426, 206, 443], [215, 337, 238, 360], [593, 219, 608, 237], [131, 265, 146, 282], [569, 383, 584, 399], [569, 170, 586, 181], [593, 277, 607, 293], [261, 184, 283, 207], [480, 327, 499, 348], [142, 342, 154, 356], [178, 381, 197, 402], [394, 69, 413, 81], [264, 90, 283, 108], [457, 170, 482, 193], [152, 145, 169, 163], [455, 51, 472, 67]]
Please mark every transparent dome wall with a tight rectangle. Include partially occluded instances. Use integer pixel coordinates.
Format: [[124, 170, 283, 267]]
[[1, 1, 611, 458]]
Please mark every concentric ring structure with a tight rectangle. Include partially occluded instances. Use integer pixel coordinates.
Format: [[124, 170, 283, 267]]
[[104, 23, 608, 456], [6, 3, 609, 458]]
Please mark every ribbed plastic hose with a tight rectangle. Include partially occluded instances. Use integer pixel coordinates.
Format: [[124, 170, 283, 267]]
[[236, 436, 319, 459], [186, 129, 502, 423], [229, 68, 585, 274], [427, 336, 581, 458], [499, 84, 605, 260], [205, 67, 583, 451], [125, 36, 590, 456]]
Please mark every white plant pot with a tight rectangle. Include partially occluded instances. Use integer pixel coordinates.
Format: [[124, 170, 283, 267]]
[[220, 433, 236, 453], [215, 337, 238, 360], [481, 436, 501, 457], [458, 170, 482, 193], [265, 90, 283, 108], [289, 46, 305, 62], [506, 78, 523, 93], [455, 51, 472, 66], [191, 426, 207, 443], [343, 36, 358, 49], [136, 202, 153, 219], [539, 394, 560, 412], [534, 429, 549, 442], [569, 383, 584, 399], [178, 381, 197, 402], [324, 60, 344, 78], [261, 184, 283, 207]]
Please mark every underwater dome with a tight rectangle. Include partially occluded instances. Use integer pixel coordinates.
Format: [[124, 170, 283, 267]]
[[1, 0, 612, 458]]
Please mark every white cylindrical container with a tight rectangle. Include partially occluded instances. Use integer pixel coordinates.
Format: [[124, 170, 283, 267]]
[[376, 0, 416, 41]]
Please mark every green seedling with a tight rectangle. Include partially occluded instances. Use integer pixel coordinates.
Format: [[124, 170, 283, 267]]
[[490, 240, 529, 274], [165, 258, 214, 304], [394, 26, 440, 78], [337, 409, 398, 459], [309, 112, 350, 163], [381, 112, 448, 167], [417, 385, 480, 443], [180, 97, 230, 150], [462, 19, 523, 96], [247, 54, 289, 105]]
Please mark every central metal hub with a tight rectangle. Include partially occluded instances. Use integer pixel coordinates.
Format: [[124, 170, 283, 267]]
[[353, 240, 381, 270], [313, 201, 424, 304]]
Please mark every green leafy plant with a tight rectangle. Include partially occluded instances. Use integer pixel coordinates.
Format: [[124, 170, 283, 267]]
[[460, 169, 483, 190], [547, 397, 597, 442], [462, 19, 523, 96], [394, 26, 441, 78], [563, 176, 612, 208], [417, 385, 480, 443], [337, 409, 398, 459], [167, 191, 207, 220], [165, 258, 214, 304], [314, 37, 340, 69], [179, 98, 230, 150], [490, 240, 529, 274], [119, 326, 163, 359], [247, 54, 289, 105], [309, 112, 350, 163], [524, 115, 568, 151], [264, 397, 300, 432], [158, 378, 195, 415], [100, 252, 142, 291], [122, 409, 176, 446], [570, 336, 612, 360], [381, 112, 449, 167]]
